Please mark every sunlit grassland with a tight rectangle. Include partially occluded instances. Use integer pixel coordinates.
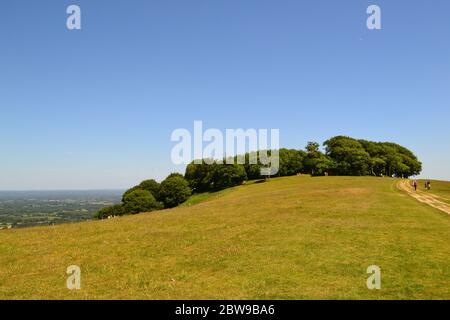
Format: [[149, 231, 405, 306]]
[[418, 179, 450, 204], [0, 176, 449, 299]]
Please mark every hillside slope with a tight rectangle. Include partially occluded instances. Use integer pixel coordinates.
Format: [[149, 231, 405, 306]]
[[0, 176, 449, 299]]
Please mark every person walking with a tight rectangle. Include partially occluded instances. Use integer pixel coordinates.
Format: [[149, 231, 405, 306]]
[[413, 180, 418, 191]]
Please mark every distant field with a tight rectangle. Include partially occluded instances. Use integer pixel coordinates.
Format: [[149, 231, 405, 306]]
[[0, 190, 123, 228], [0, 176, 449, 299]]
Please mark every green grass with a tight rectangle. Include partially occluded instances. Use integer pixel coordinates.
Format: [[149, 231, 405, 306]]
[[418, 179, 450, 204], [180, 180, 266, 207], [0, 176, 449, 299], [180, 187, 236, 207]]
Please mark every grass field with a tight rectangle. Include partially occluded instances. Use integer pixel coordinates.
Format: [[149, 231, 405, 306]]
[[0, 176, 449, 299], [418, 180, 450, 204]]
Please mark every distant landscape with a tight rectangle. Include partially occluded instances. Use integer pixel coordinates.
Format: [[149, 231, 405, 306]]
[[0, 190, 123, 229]]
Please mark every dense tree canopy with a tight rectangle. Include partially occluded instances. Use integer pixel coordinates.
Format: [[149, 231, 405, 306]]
[[185, 160, 247, 192], [208, 163, 248, 191], [122, 179, 161, 202], [123, 189, 163, 214], [95, 204, 126, 219], [275, 149, 306, 177], [138, 179, 161, 198], [324, 136, 371, 176], [239, 149, 305, 180], [185, 160, 215, 193], [96, 135, 422, 219], [303, 142, 334, 176], [121, 185, 142, 202], [242, 151, 263, 180], [159, 175, 192, 208], [324, 136, 422, 178]]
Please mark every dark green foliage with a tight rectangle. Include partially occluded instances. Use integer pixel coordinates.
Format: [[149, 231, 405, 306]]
[[185, 160, 247, 193], [123, 190, 163, 214], [241, 149, 305, 179], [185, 136, 421, 190], [244, 163, 263, 180], [303, 142, 334, 176], [326, 136, 422, 178], [121, 185, 142, 203], [378, 142, 422, 177], [159, 175, 192, 208], [208, 163, 248, 191], [138, 179, 161, 199], [165, 173, 185, 180], [96, 175, 189, 218], [122, 179, 161, 202], [324, 136, 371, 176], [95, 204, 126, 220], [241, 152, 263, 180], [96, 136, 422, 219], [276, 149, 306, 177], [185, 160, 214, 192]]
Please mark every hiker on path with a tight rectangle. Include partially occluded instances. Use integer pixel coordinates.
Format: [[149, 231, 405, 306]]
[[413, 180, 418, 191], [427, 181, 431, 190]]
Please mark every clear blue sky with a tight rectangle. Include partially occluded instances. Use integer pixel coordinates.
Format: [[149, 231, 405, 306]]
[[1, 0, 449, 190]]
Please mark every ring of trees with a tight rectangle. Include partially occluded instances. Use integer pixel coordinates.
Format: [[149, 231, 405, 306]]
[[96, 135, 421, 219]]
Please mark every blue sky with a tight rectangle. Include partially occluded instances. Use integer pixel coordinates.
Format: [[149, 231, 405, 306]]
[[1, 0, 449, 190]]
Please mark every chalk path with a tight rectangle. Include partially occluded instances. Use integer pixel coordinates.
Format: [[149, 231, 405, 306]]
[[397, 179, 450, 215]]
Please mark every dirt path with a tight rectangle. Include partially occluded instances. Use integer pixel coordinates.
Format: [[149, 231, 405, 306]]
[[397, 179, 450, 215]]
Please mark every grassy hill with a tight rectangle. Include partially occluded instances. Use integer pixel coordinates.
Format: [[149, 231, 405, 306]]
[[0, 176, 449, 299], [418, 179, 450, 204]]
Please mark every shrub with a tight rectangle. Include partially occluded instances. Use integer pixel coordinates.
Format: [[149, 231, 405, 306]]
[[122, 179, 161, 202], [138, 179, 161, 199], [95, 204, 126, 220], [123, 190, 163, 214], [165, 172, 184, 180], [185, 161, 248, 193], [184, 161, 214, 193], [208, 163, 247, 191], [276, 149, 306, 177], [159, 175, 192, 208], [122, 185, 142, 202]]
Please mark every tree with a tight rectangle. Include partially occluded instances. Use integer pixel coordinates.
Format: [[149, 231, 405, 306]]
[[358, 139, 422, 177], [122, 185, 142, 202], [313, 155, 335, 176], [123, 190, 163, 214], [242, 151, 263, 180], [138, 179, 161, 199], [306, 141, 320, 154], [208, 163, 247, 191], [185, 160, 214, 193], [159, 175, 192, 208], [276, 149, 306, 176], [322, 137, 422, 178], [370, 157, 386, 176], [185, 161, 247, 193], [324, 136, 371, 176], [165, 172, 184, 180], [303, 142, 334, 176], [122, 179, 161, 202], [381, 142, 421, 177], [95, 204, 126, 219]]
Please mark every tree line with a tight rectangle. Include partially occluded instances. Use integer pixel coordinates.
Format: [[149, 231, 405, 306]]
[[96, 173, 192, 219], [96, 135, 421, 219]]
